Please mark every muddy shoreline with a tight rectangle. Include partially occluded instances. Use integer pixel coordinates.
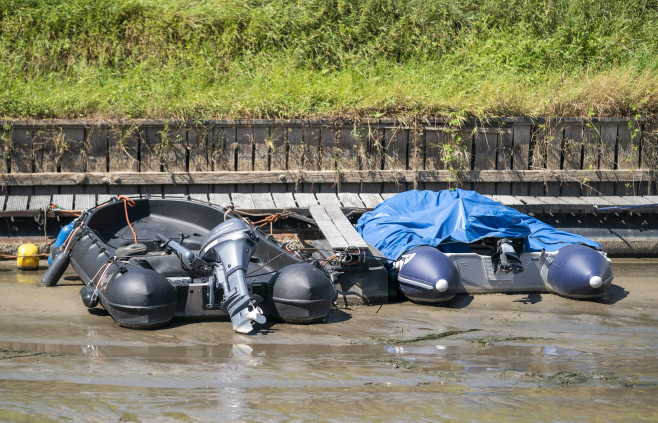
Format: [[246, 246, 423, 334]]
[[1, 258, 657, 422]]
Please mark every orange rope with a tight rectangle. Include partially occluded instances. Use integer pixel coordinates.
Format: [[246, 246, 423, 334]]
[[118, 195, 137, 244], [253, 212, 293, 236]]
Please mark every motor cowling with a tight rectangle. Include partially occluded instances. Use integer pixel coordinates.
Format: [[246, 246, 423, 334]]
[[394, 246, 459, 304]]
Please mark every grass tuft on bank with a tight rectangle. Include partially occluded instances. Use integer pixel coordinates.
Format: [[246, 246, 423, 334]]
[[1, 0, 657, 120]]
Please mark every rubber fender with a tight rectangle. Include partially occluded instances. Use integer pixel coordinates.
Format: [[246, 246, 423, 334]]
[[272, 263, 337, 323], [100, 266, 177, 328], [80, 285, 99, 308], [49, 222, 75, 266], [547, 244, 613, 299], [41, 250, 71, 287], [396, 245, 459, 304]]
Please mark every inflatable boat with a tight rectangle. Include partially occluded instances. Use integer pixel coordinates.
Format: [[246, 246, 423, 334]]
[[357, 189, 613, 304], [42, 196, 336, 333]]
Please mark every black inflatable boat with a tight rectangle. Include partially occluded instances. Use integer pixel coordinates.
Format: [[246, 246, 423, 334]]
[[42, 196, 337, 333]]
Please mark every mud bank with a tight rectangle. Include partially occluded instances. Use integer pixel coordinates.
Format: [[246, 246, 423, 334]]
[[1, 258, 657, 422]]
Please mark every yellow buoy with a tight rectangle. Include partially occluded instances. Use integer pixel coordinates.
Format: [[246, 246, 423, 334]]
[[17, 244, 40, 270]]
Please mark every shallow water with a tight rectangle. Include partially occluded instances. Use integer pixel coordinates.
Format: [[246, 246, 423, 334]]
[[0, 258, 657, 422]]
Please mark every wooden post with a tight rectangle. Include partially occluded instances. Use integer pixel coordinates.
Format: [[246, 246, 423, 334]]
[[617, 121, 640, 195]]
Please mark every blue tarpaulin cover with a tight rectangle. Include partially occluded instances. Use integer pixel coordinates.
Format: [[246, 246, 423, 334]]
[[356, 189, 601, 259]]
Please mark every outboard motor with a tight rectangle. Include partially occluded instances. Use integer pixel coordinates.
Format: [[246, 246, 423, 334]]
[[394, 245, 459, 303], [200, 219, 266, 333]]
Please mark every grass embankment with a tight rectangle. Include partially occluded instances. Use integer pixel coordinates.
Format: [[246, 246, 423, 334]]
[[1, 0, 657, 120]]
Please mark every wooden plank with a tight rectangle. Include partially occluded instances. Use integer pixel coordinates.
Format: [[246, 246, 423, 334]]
[[74, 194, 96, 210], [96, 194, 115, 206], [408, 124, 425, 174], [362, 124, 384, 171], [210, 125, 237, 171], [51, 194, 74, 211], [231, 193, 255, 209], [561, 123, 585, 196], [618, 122, 640, 170], [336, 123, 361, 171], [319, 122, 336, 171], [86, 125, 107, 172], [5, 195, 29, 212], [188, 126, 209, 172], [141, 125, 163, 172], [0, 194, 6, 211], [250, 193, 276, 210], [316, 193, 340, 207], [323, 204, 369, 249], [33, 127, 59, 173], [600, 196, 636, 207], [294, 193, 318, 207], [208, 193, 232, 207], [287, 123, 305, 171], [189, 193, 209, 203], [424, 128, 446, 170], [272, 192, 296, 209], [511, 123, 531, 196], [643, 196, 658, 204], [338, 192, 365, 208], [253, 125, 269, 172], [1, 169, 653, 187], [269, 124, 287, 171], [60, 127, 86, 172], [309, 205, 348, 250], [597, 123, 618, 195], [624, 196, 653, 205], [580, 196, 614, 208], [383, 125, 408, 170], [236, 124, 253, 172], [28, 194, 51, 210], [472, 128, 497, 194], [381, 193, 397, 200], [10, 126, 33, 173], [303, 124, 322, 170], [489, 195, 524, 206], [108, 125, 139, 172], [359, 193, 384, 209], [496, 128, 514, 195]]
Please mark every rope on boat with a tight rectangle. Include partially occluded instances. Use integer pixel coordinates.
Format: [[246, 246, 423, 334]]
[[253, 211, 294, 235]]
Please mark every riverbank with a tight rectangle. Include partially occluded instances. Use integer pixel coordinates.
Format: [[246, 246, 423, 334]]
[[0, 258, 657, 421], [2, 1, 657, 120]]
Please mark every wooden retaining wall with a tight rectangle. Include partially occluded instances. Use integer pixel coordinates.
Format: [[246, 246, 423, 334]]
[[1, 118, 656, 197]]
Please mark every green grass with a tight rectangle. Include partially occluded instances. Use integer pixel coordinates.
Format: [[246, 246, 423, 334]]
[[1, 0, 657, 120]]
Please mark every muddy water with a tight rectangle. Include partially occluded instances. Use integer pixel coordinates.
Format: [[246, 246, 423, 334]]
[[1, 258, 657, 422]]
